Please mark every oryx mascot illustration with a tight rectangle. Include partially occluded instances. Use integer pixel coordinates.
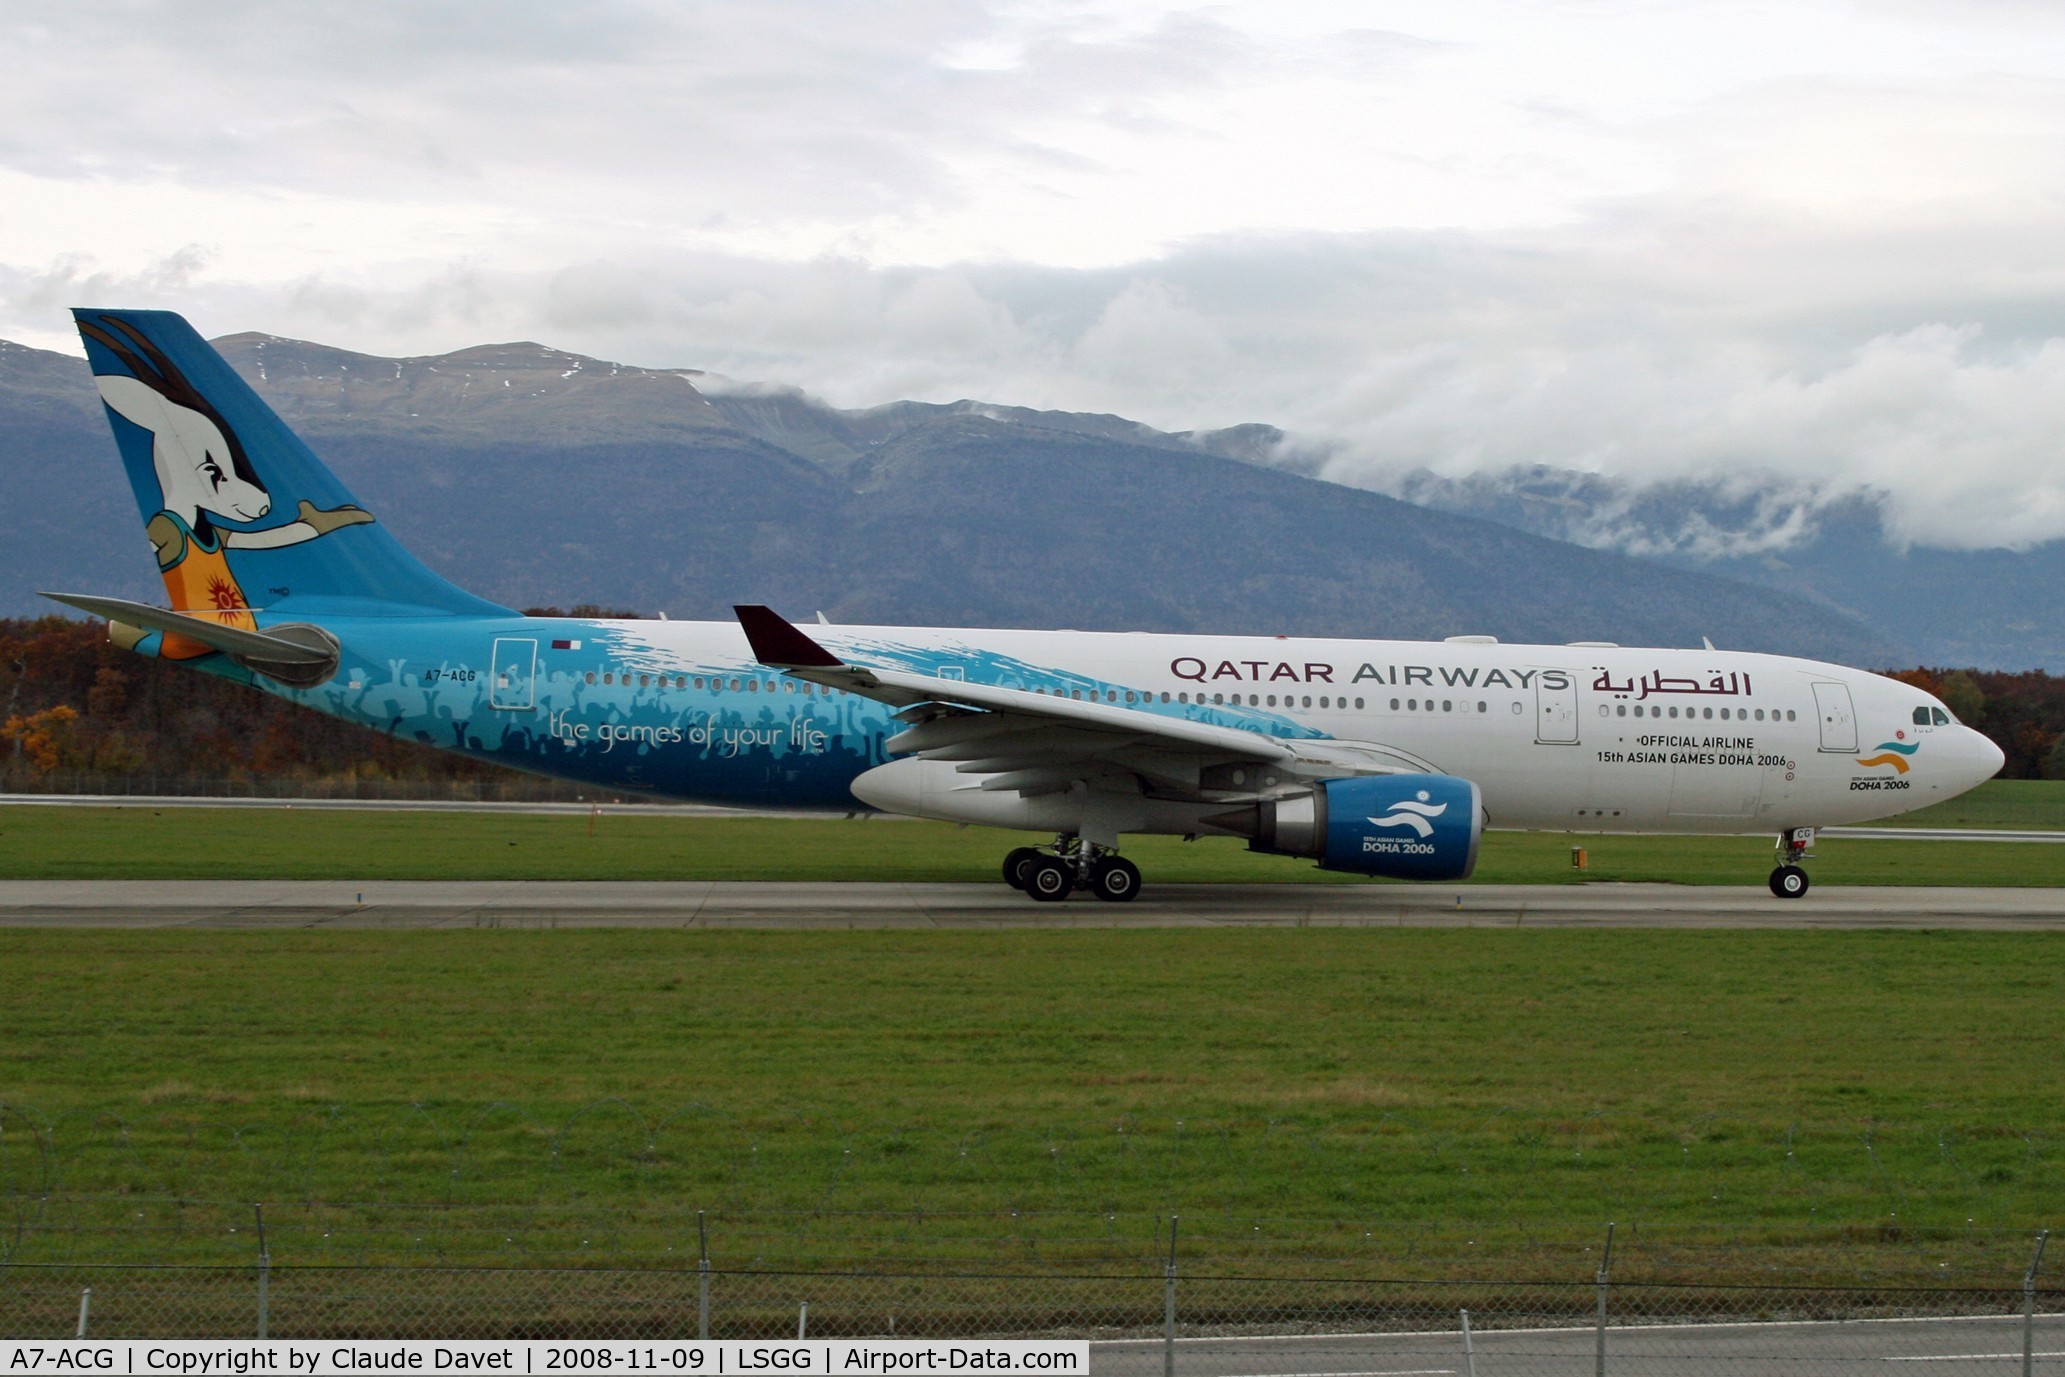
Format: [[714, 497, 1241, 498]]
[[77, 315, 375, 659]]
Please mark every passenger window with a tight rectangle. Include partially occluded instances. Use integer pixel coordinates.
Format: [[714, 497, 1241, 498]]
[[1616, 705, 1626, 717], [1598, 705, 1610, 717], [1354, 698, 1365, 709], [730, 678, 742, 691], [1702, 706, 1712, 719], [1212, 693, 1224, 705], [584, 672, 596, 685], [1786, 710, 1795, 721], [603, 672, 614, 685], [1391, 698, 1401, 710], [1302, 695, 1312, 708], [640, 674, 651, 687], [1933, 707, 1951, 725], [1478, 701, 1487, 713], [1668, 706, 1679, 718], [1754, 708, 1763, 721]]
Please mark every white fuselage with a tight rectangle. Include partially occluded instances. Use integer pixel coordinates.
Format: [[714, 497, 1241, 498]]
[[312, 613, 2003, 837]]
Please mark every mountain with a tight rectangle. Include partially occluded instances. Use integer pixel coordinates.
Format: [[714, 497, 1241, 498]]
[[0, 332, 1905, 664], [1398, 467, 2064, 670]]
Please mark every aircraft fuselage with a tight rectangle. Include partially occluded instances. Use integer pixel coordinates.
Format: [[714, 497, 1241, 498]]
[[246, 614, 2001, 836]]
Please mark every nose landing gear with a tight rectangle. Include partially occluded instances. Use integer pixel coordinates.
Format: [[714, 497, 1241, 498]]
[[1003, 836, 1142, 903], [1769, 827, 1813, 898]]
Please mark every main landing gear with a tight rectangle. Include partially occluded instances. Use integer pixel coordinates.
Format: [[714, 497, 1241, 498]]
[[1003, 837, 1141, 903], [1769, 827, 1813, 899]]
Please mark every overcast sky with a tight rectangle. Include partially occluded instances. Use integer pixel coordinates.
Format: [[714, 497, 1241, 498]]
[[6, 0, 2065, 552]]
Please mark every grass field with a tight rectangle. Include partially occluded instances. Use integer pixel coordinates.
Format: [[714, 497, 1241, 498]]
[[4, 797, 2065, 885], [3, 785, 2059, 1283], [2, 926, 2060, 1280], [1888, 778, 2065, 829]]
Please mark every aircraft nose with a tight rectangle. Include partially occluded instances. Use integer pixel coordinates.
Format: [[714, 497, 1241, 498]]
[[1968, 728, 2005, 784]]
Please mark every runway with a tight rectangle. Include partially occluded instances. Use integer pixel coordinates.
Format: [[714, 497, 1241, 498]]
[[1089, 1312, 2063, 1375], [5, 879, 2065, 927]]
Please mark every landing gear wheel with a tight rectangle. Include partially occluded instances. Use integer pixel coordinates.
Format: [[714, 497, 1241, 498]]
[[1003, 847, 1042, 890], [1025, 856, 1074, 902], [1089, 856, 1142, 903], [1769, 865, 1809, 899]]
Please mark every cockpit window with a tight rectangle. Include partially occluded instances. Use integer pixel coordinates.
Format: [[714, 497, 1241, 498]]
[[1912, 707, 1930, 726], [1932, 706, 1952, 725]]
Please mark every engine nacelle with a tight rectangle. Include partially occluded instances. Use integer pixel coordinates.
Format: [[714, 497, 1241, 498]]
[[1243, 773, 1483, 880]]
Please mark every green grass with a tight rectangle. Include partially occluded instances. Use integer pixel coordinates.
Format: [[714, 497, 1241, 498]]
[[1, 928, 2060, 1281], [4, 791, 2061, 1280], [5, 802, 2065, 885], [1884, 778, 2065, 829]]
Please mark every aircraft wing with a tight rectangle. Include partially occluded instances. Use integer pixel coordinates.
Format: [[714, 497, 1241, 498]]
[[734, 605, 1432, 801]]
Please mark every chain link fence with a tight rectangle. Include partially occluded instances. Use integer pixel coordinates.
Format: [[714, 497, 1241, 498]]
[[5, 1244, 2057, 1373]]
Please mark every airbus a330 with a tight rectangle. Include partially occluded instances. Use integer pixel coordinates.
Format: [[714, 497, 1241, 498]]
[[49, 310, 2004, 902]]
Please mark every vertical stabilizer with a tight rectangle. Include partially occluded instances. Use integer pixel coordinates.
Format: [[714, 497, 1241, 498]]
[[73, 309, 508, 646]]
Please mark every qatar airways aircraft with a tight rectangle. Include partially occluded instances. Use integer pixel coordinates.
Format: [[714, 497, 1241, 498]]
[[49, 310, 2003, 902]]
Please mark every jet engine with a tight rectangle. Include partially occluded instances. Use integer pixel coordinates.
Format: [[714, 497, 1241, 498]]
[[1213, 773, 1483, 881]]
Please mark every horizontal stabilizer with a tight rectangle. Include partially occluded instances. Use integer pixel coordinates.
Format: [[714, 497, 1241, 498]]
[[42, 592, 336, 666]]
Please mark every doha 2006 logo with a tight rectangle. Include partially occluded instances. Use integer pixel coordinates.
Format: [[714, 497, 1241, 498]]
[[1856, 737, 1920, 773]]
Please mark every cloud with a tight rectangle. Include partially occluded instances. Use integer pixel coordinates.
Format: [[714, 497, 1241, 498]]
[[10, 2, 2065, 552]]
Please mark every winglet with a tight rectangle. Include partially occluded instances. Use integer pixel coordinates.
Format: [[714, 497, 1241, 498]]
[[734, 604, 844, 668]]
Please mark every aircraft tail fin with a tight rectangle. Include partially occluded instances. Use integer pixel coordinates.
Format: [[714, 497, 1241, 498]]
[[72, 308, 507, 653]]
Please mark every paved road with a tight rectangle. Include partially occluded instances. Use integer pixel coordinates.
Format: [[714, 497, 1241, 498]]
[[4, 880, 2065, 928], [1091, 1313, 2062, 1375]]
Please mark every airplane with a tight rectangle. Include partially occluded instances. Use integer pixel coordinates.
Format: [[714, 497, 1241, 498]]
[[47, 309, 2005, 902]]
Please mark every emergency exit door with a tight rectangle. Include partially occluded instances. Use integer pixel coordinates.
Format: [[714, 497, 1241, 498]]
[[490, 638, 538, 710], [1812, 682, 1857, 752], [1536, 675, 1579, 744]]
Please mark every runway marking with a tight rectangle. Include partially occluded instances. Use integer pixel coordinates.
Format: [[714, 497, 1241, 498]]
[[1886, 1354, 2065, 1362], [1217, 1370, 1457, 1376]]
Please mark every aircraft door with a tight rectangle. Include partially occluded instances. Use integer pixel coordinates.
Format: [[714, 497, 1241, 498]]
[[490, 637, 538, 710], [1536, 675, 1579, 744], [1812, 682, 1857, 752]]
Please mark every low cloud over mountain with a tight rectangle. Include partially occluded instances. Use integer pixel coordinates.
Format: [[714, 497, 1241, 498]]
[[0, 330, 1906, 668]]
